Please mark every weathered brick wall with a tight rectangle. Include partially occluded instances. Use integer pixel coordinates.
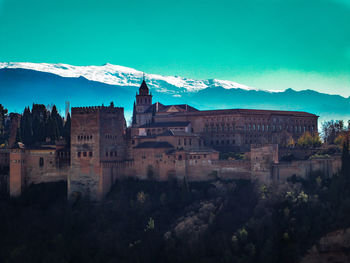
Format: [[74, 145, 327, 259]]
[[69, 108, 101, 200], [9, 147, 69, 197], [9, 149, 25, 197], [0, 149, 9, 170], [127, 146, 251, 182], [153, 111, 318, 152], [69, 106, 126, 200], [24, 149, 68, 185], [272, 157, 341, 183]]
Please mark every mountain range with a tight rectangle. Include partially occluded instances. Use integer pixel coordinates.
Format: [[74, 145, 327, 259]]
[[0, 62, 349, 125]]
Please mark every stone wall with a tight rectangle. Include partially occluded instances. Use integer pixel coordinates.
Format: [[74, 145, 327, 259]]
[[272, 157, 341, 183], [153, 110, 318, 152], [9, 149, 26, 197], [69, 106, 126, 200], [24, 149, 69, 185], [0, 148, 9, 169], [122, 147, 249, 182], [9, 148, 69, 197]]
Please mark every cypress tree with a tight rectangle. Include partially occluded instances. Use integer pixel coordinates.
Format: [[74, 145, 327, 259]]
[[341, 137, 350, 176], [20, 107, 33, 145], [46, 116, 59, 142], [132, 101, 137, 125], [64, 113, 71, 145], [51, 105, 63, 137]]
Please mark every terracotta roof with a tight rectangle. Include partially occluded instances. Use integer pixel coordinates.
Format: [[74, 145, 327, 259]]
[[139, 121, 190, 128], [133, 141, 174, 149], [167, 108, 318, 117], [144, 103, 198, 114], [156, 130, 199, 137]]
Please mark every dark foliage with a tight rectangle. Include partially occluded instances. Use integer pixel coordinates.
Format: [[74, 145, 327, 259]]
[[0, 144, 350, 263], [0, 104, 9, 145], [18, 104, 69, 146]]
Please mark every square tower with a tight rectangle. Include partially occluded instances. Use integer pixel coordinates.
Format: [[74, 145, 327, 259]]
[[68, 103, 126, 200]]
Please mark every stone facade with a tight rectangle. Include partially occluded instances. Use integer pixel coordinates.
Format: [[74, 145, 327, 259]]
[[7, 79, 339, 201], [68, 104, 126, 200], [9, 145, 69, 197]]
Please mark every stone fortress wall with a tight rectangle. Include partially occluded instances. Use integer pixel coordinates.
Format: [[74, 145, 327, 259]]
[[4, 80, 341, 200]]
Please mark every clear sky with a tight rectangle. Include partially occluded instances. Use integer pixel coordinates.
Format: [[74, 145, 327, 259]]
[[0, 0, 349, 96]]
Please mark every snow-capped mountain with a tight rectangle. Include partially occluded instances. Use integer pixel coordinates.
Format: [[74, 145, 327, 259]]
[[0, 62, 256, 93], [0, 62, 349, 124]]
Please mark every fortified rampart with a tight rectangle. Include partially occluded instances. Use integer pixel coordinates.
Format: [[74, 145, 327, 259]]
[[271, 157, 341, 183], [9, 147, 69, 197], [5, 79, 340, 201], [68, 104, 127, 200]]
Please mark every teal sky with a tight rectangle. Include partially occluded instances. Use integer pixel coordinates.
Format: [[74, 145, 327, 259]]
[[1, 0, 350, 96]]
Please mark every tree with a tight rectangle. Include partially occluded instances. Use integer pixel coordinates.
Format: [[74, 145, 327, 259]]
[[341, 137, 350, 175], [64, 113, 71, 145], [322, 120, 345, 144], [297, 132, 322, 148], [50, 105, 63, 136], [132, 101, 137, 125], [0, 104, 8, 144], [46, 116, 59, 142], [20, 107, 33, 145]]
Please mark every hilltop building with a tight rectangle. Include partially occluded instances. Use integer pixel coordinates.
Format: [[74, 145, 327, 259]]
[[4, 78, 340, 201]]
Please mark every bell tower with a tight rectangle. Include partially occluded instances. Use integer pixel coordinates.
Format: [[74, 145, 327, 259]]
[[135, 74, 152, 114], [131, 75, 153, 128]]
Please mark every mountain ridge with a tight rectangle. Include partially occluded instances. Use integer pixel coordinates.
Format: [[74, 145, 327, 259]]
[[0, 63, 349, 124]]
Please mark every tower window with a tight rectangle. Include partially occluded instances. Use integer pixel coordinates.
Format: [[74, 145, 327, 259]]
[[39, 157, 44, 167]]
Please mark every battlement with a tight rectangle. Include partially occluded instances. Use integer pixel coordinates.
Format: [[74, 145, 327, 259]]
[[72, 105, 124, 114]]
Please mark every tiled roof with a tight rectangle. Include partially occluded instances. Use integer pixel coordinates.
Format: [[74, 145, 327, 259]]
[[156, 130, 199, 137], [139, 121, 190, 128], [133, 141, 174, 149], [143, 103, 198, 114], [168, 108, 318, 117]]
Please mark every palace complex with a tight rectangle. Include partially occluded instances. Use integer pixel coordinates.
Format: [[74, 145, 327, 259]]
[[1, 79, 341, 200]]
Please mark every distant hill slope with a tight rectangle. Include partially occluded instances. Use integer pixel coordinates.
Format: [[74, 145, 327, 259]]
[[0, 64, 349, 124]]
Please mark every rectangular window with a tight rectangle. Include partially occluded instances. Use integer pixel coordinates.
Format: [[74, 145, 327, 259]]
[[83, 152, 87, 157], [89, 152, 93, 157], [39, 157, 44, 167], [78, 152, 81, 157]]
